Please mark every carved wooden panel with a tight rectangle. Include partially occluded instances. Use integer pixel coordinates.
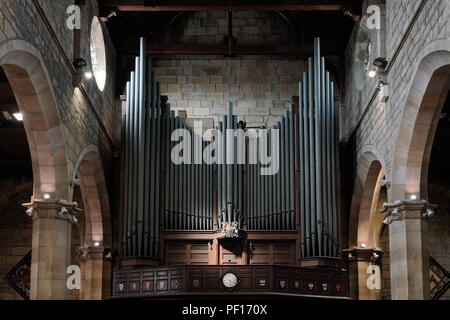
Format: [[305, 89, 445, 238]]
[[249, 241, 296, 266], [113, 266, 349, 298], [219, 241, 244, 265], [165, 241, 209, 266]]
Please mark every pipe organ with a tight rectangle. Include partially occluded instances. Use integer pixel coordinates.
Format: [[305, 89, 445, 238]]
[[118, 37, 346, 298], [298, 38, 339, 258]]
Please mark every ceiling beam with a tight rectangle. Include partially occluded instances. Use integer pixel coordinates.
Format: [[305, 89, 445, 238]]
[[100, 0, 357, 12], [122, 43, 341, 56]]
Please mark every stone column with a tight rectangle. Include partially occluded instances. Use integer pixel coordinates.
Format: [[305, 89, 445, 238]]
[[381, 200, 434, 300], [23, 199, 80, 300], [343, 247, 384, 300], [79, 245, 107, 300]]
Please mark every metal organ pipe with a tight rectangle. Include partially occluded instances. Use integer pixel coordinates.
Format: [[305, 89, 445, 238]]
[[297, 37, 339, 258], [121, 37, 338, 260]]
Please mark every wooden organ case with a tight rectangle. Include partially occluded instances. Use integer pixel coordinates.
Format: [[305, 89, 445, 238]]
[[114, 37, 348, 299]]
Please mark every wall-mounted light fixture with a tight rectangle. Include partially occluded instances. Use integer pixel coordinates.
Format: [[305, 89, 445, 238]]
[[13, 112, 23, 121], [368, 57, 389, 79], [373, 57, 388, 70], [99, 11, 117, 23], [72, 58, 93, 84]]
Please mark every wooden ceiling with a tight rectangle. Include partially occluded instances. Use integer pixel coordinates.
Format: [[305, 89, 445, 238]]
[[99, 0, 363, 93]]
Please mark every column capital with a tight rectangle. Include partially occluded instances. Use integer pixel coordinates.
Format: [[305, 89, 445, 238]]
[[79, 245, 105, 261], [379, 199, 437, 225], [22, 199, 82, 224], [79, 245, 113, 261], [342, 246, 384, 262]]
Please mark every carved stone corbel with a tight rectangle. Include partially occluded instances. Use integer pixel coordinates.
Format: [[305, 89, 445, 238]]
[[22, 198, 82, 224]]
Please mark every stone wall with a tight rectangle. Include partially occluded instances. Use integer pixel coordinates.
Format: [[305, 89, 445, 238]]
[[0, 183, 32, 300], [155, 11, 308, 128], [155, 57, 307, 127], [342, 0, 449, 195], [0, 0, 118, 180], [428, 183, 450, 300], [343, 0, 450, 300]]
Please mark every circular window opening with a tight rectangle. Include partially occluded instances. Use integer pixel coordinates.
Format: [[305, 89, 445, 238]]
[[90, 16, 107, 91]]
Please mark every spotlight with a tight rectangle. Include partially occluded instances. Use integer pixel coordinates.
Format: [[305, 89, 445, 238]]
[[426, 208, 435, 218], [392, 208, 399, 217], [72, 57, 87, 71], [13, 112, 23, 121], [410, 195, 417, 201], [43, 194, 51, 200], [2, 111, 12, 120], [380, 180, 391, 188], [361, 243, 367, 248], [373, 252, 379, 259], [70, 179, 81, 187], [84, 71, 93, 79], [373, 57, 388, 70], [377, 80, 385, 88], [368, 70, 377, 78], [94, 242, 100, 247], [383, 217, 390, 225], [26, 207, 35, 217], [99, 11, 117, 23], [60, 207, 68, 215]]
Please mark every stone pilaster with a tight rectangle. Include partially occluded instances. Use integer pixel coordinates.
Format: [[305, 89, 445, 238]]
[[23, 199, 80, 300], [381, 200, 435, 300], [79, 245, 109, 300], [343, 247, 384, 300]]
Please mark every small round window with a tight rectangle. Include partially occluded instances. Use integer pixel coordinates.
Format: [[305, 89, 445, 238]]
[[90, 16, 107, 91]]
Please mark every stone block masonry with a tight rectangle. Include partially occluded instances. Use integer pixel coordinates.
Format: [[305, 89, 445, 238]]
[[156, 57, 307, 128]]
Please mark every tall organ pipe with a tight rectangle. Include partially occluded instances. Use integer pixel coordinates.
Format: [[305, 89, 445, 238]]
[[298, 83, 305, 257], [289, 105, 295, 230], [325, 72, 332, 256], [132, 58, 139, 256], [331, 82, 337, 256], [297, 37, 338, 258], [155, 83, 161, 255], [314, 38, 323, 256], [320, 58, 327, 256], [124, 82, 131, 256]]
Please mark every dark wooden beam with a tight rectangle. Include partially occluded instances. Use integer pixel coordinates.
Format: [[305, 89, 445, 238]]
[[100, 0, 357, 12], [121, 43, 341, 56]]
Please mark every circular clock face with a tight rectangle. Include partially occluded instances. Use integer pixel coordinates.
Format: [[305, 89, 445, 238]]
[[222, 273, 238, 288]]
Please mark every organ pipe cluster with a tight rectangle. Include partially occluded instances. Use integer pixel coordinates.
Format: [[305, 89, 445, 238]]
[[246, 105, 296, 231], [123, 38, 163, 257], [298, 38, 338, 258], [164, 115, 214, 231], [217, 103, 244, 230]]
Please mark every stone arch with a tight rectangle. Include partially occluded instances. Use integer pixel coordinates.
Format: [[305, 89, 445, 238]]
[[72, 145, 111, 300], [73, 145, 112, 248], [349, 148, 385, 247], [392, 40, 450, 200], [0, 39, 69, 200]]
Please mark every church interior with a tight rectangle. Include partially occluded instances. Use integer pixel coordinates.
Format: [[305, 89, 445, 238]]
[[0, 0, 449, 302]]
